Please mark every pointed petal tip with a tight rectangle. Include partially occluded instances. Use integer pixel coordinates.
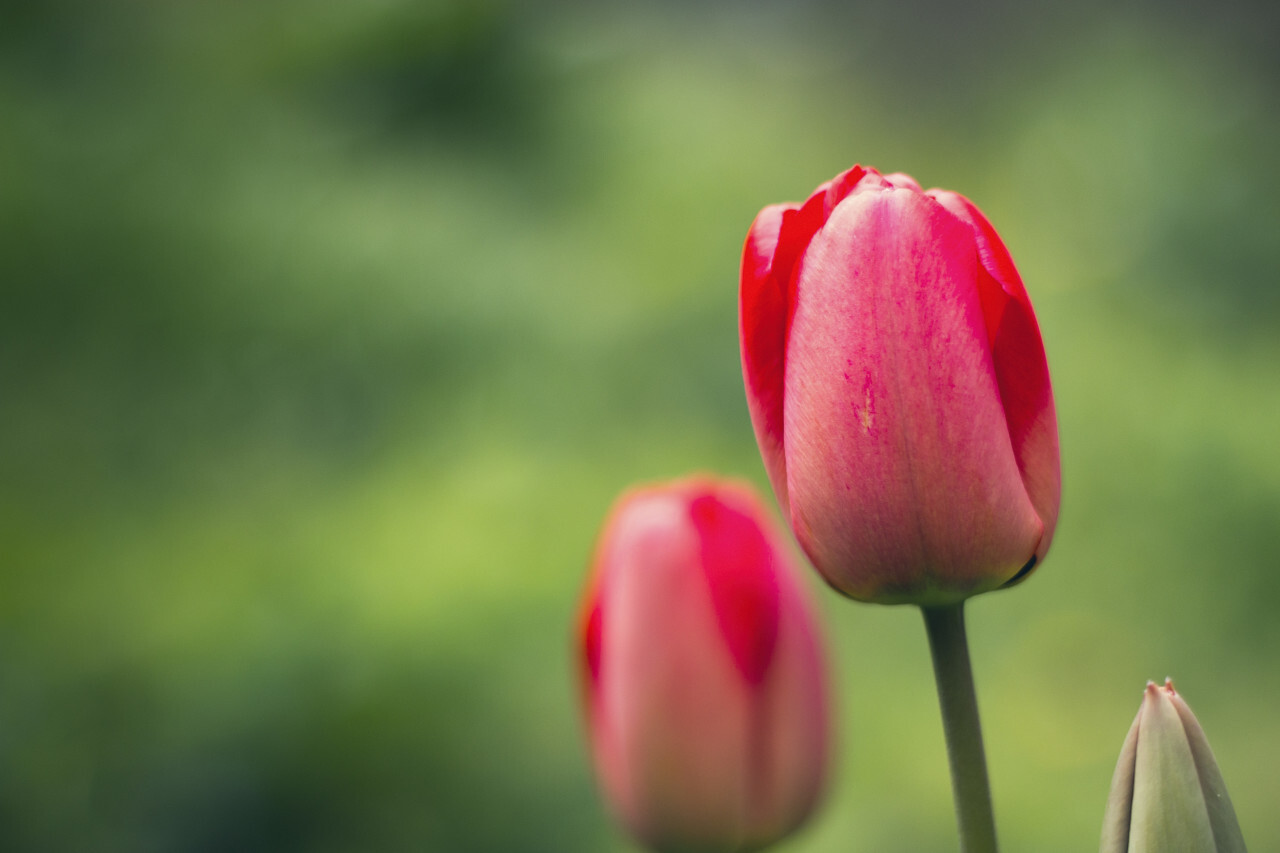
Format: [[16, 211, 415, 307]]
[[882, 171, 923, 192]]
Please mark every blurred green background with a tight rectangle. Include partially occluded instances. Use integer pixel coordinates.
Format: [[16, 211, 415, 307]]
[[2, 0, 1278, 850]]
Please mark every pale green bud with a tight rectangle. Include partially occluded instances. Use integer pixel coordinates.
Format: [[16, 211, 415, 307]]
[[1100, 679, 1247, 853]]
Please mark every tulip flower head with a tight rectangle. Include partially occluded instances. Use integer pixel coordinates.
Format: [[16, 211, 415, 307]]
[[577, 477, 829, 853], [740, 165, 1061, 604], [1100, 679, 1247, 853]]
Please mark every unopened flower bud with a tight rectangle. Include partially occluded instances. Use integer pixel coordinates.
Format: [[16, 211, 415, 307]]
[[1100, 679, 1247, 853], [576, 477, 830, 852]]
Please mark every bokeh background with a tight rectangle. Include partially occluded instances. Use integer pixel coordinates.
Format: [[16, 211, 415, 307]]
[[3, 0, 1278, 850]]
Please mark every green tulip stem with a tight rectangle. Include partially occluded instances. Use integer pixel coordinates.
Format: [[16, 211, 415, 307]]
[[922, 602, 999, 853]]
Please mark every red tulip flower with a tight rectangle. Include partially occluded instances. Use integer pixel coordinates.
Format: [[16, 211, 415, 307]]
[[740, 165, 1061, 604], [577, 477, 829, 852]]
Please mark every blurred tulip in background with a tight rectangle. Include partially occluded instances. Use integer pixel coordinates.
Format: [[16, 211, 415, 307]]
[[577, 477, 829, 852]]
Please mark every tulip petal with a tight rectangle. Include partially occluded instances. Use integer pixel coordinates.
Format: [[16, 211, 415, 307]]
[[741, 166, 875, 513], [1169, 688, 1249, 853], [783, 187, 1043, 600], [1129, 683, 1216, 853], [882, 171, 923, 192], [600, 492, 752, 848], [823, 163, 876, 210], [747, 562, 829, 845], [928, 190, 1061, 565], [690, 488, 781, 686], [582, 597, 603, 687], [741, 203, 798, 510]]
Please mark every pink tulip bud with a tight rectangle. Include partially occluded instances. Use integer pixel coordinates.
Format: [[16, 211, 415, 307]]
[[577, 477, 830, 852], [740, 165, 1061, 604]]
